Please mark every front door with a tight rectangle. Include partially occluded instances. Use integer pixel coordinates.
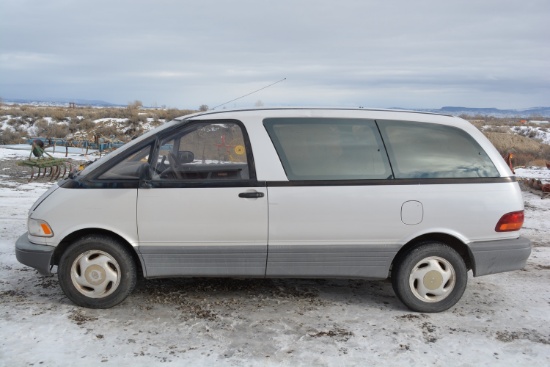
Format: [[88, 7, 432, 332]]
[[137, 121, 268, 277]]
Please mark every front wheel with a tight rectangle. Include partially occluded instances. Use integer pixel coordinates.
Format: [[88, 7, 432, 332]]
[[58, 235, 137, 308], [392, 242, 467, 313]]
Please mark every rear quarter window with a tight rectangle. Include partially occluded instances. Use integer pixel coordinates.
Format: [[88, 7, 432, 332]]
[[377, 120, 499, 179]]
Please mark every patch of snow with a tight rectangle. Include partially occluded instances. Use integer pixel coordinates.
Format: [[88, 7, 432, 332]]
[[511, 126, 550, 144], [480, 125, 550, 145], [94, 118, 129, 124], [516, 167, 550, 182]]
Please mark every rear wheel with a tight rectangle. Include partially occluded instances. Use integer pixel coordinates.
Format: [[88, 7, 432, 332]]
[[58, 235, 137, 308], [392, 242, 467, 312]]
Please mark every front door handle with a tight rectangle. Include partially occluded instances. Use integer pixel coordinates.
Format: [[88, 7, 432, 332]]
[[239, 192, 265, 198]]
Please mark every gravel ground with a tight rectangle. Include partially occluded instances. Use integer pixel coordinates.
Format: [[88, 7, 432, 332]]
[[0, 155, 39, 184]]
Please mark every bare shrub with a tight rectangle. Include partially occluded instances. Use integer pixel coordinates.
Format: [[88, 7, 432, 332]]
[[3, 105, 195, 125], [470, 121, 484, 131], [150, 119, 163, 128], [156, 108, 193, 120], [67, 119, 84, 134], [484, 126, 509, 133], [95, 125, 119, 139], [78, 119, 96, 131], [32, 119, 49, 135], [31, 119, 69, 138], [6, 118, 19, 127], [50, 107, 69, 122], [485, 132, 550, 166], [127, 100, 143, 111], [0, 129, 23, 144], [14, 124, 29, 134]]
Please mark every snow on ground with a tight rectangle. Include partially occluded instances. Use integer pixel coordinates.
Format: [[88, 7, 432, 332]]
[[516, 167, 550, 182], [94, 118, 129, 124], [481, 125, 550, 145], [0, 147, 549, 366], [511, 126, 550, 145], [1, 116, 12, 131]]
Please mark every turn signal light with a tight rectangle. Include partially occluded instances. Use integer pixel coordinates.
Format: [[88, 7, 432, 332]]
[[40, 223, 52, 235], [28, 218, 54, 237], [495, 211, 524, 232]]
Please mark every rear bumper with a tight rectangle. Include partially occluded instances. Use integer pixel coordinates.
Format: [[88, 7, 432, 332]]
[[15, 232, 55, 276], [468, 236, 531, 277]]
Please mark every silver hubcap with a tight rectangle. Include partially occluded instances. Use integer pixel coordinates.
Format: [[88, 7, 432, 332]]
[[409, 256, 456, 303], [70, 250, 121, 298]]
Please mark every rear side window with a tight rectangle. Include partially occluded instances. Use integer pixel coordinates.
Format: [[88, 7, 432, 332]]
[[378, 120, 499, 179], [264, 118, 392, 180]]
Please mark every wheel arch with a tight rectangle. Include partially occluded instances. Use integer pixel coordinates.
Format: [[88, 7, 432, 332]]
[[52, 228, 145, 278], [392, 233, 473, 273]]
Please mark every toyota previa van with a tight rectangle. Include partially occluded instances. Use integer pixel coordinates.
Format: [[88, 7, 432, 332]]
[[15, 108, 531, 312]]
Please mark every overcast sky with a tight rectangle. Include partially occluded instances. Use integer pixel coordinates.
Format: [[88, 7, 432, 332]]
[[1, 0, 549, 110]]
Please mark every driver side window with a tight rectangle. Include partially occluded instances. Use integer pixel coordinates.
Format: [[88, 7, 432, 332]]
[[153, 122, 250, 181]]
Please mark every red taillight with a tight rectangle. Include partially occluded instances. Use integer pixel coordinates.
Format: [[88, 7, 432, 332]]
[[495, 211, 524, 232]]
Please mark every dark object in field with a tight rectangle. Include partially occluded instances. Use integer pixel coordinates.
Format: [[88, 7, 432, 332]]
[[17, 139, 72, 181]]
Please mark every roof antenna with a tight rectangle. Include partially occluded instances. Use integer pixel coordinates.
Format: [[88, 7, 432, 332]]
[[211, 78, 286, 110]]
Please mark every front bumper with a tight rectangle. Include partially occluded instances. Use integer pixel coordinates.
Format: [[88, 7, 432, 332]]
[[468, 236, 532, 277], [15, 232, 55, 276]]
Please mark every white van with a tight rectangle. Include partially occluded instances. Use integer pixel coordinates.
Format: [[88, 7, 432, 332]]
[[15, 108, 531, 312]]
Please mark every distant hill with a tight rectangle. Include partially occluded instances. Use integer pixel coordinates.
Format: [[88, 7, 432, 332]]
[[3, 98, 122, 107], [3, 98, 550, 117], [423, 106, 550, 117]]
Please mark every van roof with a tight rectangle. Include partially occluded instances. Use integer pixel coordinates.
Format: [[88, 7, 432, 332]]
[[176, 107, 455, 121]]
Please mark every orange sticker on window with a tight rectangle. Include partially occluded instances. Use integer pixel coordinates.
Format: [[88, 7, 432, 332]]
[[234, 145, 245, 155]]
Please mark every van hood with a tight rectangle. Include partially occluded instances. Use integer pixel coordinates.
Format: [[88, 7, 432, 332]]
[[29, 182, 60, 215]]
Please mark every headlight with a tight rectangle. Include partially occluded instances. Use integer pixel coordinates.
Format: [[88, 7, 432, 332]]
[[28, 219, 54, 237]]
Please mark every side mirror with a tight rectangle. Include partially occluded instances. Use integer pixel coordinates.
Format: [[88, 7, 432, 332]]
[[178, 151, 194, 164]]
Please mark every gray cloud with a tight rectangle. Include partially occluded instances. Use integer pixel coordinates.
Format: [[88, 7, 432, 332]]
[[1, 0, 548, 109]]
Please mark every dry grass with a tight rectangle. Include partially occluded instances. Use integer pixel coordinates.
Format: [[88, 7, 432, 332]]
[[464, 116, 550, 166], [1, 104, 195, 123], [484, 132, 550, 166], [0, 104, 196, 144], [484, 132, 542, 152]]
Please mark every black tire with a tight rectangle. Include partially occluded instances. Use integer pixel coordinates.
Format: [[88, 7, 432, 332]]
[[58, 235, 137, 308], [391, 242, 467, 313]]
